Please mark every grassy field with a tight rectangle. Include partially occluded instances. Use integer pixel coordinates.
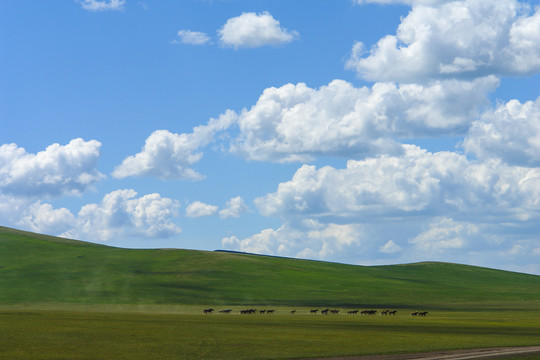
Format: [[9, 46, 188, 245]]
[[1, 306, 540, 359], [1, 226, 540, 359]]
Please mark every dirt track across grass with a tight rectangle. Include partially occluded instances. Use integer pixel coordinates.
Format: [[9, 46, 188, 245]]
[[301, 346, 540, 360]]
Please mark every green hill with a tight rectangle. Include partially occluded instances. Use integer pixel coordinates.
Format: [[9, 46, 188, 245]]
[[1, 226, 539, 309]]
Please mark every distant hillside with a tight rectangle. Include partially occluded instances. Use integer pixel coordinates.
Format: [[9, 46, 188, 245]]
[[1, 226, 540, 308]]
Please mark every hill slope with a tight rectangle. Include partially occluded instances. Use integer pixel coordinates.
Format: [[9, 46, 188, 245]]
[[1, 226, 539, 308]]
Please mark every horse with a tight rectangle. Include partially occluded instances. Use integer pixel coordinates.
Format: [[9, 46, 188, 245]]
[[219, 309, 232, 313], [267, 309, 275, 314], [290, 310, 296, 314], [347, 310, 359, 314], [418, 311, 428, 316], [411, 311, 419, 316], [310, 309, 319, 314], [362, 310, 377, 315], [321, 308, 330, 315], [330, 309, 340, 314], [203, 308, 214, 314], [388, 310, 397, 315]]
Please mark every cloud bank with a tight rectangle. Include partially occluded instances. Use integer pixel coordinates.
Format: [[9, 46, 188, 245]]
[[230, 77, 497, 162], [17, 190, 181, 242]]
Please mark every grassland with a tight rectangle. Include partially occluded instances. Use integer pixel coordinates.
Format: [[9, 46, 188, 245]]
[[2, 226, 540, 308], [1, 226, 540, 359], [2, 307, 540, 359]]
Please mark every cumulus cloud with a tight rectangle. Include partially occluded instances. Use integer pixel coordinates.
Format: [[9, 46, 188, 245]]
[[7, 189, 181, 242], [225, 144, 540, 270], [18, 202, 76, 236], [0, 138, 104, 197], [218, 11, 299, 49], [173, 30, 211, 45], [79, 0, 125, 11], [185, 201, 218, 218], [255, 145, 540, 222], [66, 189, 181, 241], [219, 196, 248, 218], [348, 0, 540, 82], [409, 217, 479, 254], [230, 77, 497, 162], [463, 97, 540, 167], [113, 110, 236, 180], [222, 221, 362, 260], [379, 240, 402, 254]]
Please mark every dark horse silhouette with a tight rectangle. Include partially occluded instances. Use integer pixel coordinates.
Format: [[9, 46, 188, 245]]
[[203, 308, 214, 314]]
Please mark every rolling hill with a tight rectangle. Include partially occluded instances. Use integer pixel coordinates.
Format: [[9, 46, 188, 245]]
[[1, 226, 539, 309]]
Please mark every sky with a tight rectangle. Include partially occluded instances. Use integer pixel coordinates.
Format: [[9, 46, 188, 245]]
[[1, 0, 540, 275]]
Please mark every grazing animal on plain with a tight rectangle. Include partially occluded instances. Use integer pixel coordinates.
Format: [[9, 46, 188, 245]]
[[330, 309, 340, 314], [290, 310, 296, 314], [321, 308, 330, 315], [267, 309, 275, 314], [381, 310, 389, 315], [361, 310, 377, 315], [411, 311, 419, 316], [310, 309, 319, 314], [259, 310, 266, 314], [388, 310, 397, 315], [219, 309, 232, 313], [418, 311, 428, 316], [203, 308, 214, 314], [348, 310, 359, 314]]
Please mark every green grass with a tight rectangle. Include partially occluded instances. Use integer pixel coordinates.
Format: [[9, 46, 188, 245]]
[[1, 307, 540, 359], [2, 226, 540, 309]]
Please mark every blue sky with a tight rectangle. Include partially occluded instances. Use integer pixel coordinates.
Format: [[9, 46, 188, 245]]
[[2, 0, 540, 275]]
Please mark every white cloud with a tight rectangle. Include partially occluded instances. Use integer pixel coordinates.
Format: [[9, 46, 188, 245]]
[[186, 201, 218, 217], [242, 143, 540, 270], [255, 144, 540, 222], [219, 196, 248, 219], [174, 30, 211, 45], [66, 189, 181, 241], [79, 0, 126, 11], [0, 139, 104, 197], [380, 240, 402, 254], [463, 97, 540, 167], [218, 11, 299, 49], [409, 217, 478, 254], [347, 0, 540, 82], [113, 110, 236, 180], [6, 189, 181, 242], [17, 202, 76, 236], [230, 77, 497, 162], [222, 221, 362, 260]]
